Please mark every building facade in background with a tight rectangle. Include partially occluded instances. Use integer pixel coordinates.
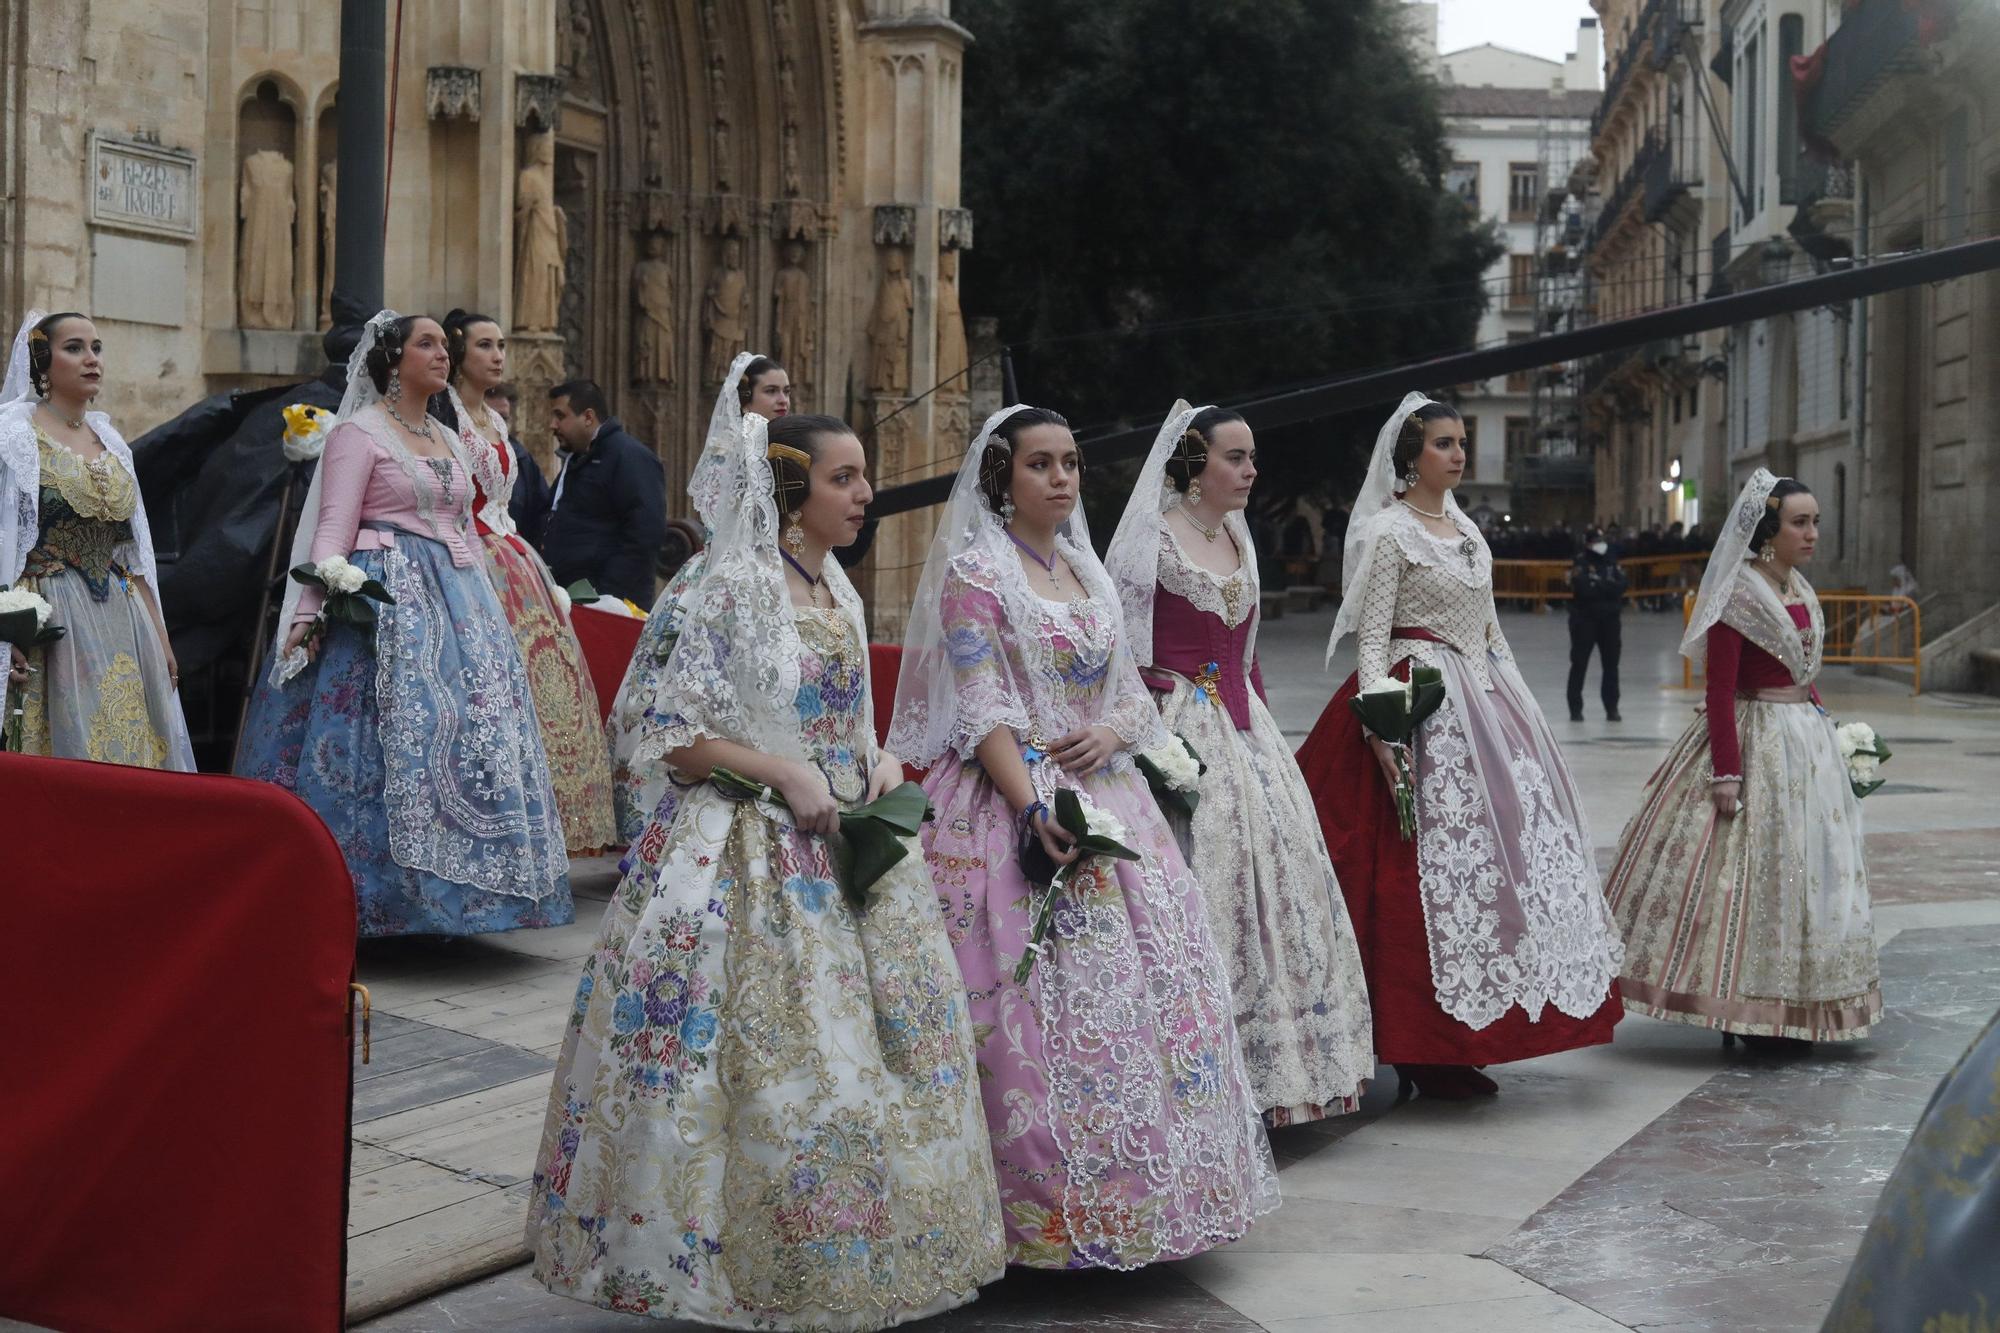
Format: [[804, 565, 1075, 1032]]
[[0, 0, 976, 631], [1434, 20, 1601, 526]]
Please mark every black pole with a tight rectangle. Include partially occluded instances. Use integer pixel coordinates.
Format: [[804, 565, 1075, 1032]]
[[322, 0, 388, 367], [1000, 345, 1019, 404], [868, 236, 2000, 518]]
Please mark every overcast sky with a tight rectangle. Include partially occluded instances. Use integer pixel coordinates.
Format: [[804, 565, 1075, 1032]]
[[1433, 0, 1602, 67]]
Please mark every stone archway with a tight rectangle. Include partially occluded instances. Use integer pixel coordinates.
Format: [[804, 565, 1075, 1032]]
[[550, 0, 849, 500]]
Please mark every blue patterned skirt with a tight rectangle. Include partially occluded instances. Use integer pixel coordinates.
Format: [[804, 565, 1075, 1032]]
[[238, 535, 573, 937]]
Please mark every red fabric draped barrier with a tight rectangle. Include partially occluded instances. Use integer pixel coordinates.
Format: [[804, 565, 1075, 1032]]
[[0, 755, 355, 1333], [571, 604, 647, 722]]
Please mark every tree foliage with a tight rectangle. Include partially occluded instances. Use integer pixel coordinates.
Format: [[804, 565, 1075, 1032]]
[[957, 0, 1504, 511]]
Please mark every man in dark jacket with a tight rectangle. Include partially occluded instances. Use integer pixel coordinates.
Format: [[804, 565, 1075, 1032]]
[[1567, 526, 1627, 721], [540, 379, 668, 606]]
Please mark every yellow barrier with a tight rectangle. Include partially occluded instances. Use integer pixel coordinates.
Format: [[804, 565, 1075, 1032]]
[[1491, 553, 1710, 606], [1679, 590, 1921, 694]]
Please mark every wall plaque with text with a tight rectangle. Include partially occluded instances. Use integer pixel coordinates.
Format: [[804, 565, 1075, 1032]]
[[87, 134, 198, 240]]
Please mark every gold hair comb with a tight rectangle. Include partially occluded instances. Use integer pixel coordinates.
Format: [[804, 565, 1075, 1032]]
[[766, 442, 811, 468]]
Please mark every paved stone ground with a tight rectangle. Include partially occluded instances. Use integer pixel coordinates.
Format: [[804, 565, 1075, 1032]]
[[345, 603, 2000, 1332]]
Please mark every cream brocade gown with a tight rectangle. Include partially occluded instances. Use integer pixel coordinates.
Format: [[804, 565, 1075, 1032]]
[[18, 430, 193, 769], [527, 608, 1004, 1328]]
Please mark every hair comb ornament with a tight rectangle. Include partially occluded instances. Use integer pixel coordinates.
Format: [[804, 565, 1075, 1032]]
[[766, 442, 812, 468]]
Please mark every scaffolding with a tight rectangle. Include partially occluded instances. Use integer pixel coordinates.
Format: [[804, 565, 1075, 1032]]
[[1516, 96, 1597, 524]]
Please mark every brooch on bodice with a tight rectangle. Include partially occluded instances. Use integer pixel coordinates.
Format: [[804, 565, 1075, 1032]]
[[1194, 660, 1222, 705], [1458, 535, 1478, 567]]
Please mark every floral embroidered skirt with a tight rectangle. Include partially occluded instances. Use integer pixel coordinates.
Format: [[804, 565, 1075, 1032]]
[[1298, 661, 1623, 1066], [15, 562, 193, 770], [237, 538, 572, 937], [483, 532, 617, 852], [1154, 676, 1373, 1124], [921, 754, 1279, 1270], [527, 783, 1005, 1329], [1604, 698, 1881, 1041]]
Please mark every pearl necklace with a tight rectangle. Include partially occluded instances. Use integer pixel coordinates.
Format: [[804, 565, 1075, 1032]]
[[1401, 496, 1478, 567], [1398, 496, 1447, 520], [1181, 506, 1224, 543]]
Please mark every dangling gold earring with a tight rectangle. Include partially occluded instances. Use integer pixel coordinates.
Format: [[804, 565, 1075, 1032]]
[[1759, 544, 1776, 564], [1186, 478, 1203, 506], [785, 511, 805, 553]]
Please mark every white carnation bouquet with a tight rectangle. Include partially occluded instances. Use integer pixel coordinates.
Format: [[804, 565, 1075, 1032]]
[[1833, 720, 1891, 799], [1135, 733, 1205, 820], [288, 555, 397, 657], [1349, 665, 1447, 839], [1014, 789, 1141, 984]]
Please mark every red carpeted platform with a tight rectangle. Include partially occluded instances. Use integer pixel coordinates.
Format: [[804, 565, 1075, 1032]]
[[571, 604, 647, 723], [0, 754, 356, 1333]]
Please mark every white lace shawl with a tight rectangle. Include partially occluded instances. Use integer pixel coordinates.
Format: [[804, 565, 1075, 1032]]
[[0, 402, 160, 591], [635, 411, 870, 773], [886, 404, 1165, 768]]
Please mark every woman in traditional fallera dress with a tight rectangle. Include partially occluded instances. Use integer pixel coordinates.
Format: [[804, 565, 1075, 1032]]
[[0, 311, 194, 769], [1105, 401, 1372, 1125], [887, 404, 1278, 1271], [607, 353, 790, 843], [443, 308, 617, 853], [237, 311, 571, 937], [1295, 394, 1624, 1100], [1604, 472, 1880, 1050], [527, 411, 1003, 1329]]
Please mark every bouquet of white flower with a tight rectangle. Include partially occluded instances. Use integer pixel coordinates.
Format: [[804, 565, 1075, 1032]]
[[1135, 733, 1205, 820], [288, 555, 396, 657], [1015, 789, 1142, 984], [1349, 665, 1447, 839], [0, 585, 64, 751], [1833, 720, 1891, 799]]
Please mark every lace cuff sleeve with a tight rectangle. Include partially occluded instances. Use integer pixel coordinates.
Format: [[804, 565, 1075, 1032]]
[[1353, 531, 1404, 689], [941, 567, 1032, 759]]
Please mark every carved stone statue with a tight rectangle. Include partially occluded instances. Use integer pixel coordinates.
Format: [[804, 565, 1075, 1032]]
[[867, 248, 914, 396], [317, 161, 336, 330], [238, 149, 296, 330], [702, 235, 748, 386], [633, 231, 676, 387], [772, 239, 814, 386], [514, 133, 567, 333], [937, 249, 968, 390]]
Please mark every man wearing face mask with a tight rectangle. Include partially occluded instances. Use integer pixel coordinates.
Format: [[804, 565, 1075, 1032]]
[[1567, 526, 1627, 722]]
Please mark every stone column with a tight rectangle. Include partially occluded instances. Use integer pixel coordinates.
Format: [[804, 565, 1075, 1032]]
[[853, 6, 972, 640]]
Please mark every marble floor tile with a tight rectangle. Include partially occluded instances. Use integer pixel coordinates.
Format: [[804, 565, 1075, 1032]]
[[1259, 1288, 1632, 1332], [1179, 1251, 1550, 1323]]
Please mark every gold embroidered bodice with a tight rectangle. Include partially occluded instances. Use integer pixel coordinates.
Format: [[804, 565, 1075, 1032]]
[[24, 430, 137, 600]]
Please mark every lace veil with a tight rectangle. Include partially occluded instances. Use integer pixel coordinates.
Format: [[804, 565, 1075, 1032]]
[[0, 309, 165, 594], [446, 382, 516, 538], [1103, 399, 1261, 675], [1325, 391, 1463, 662], [1682, 467, 1821, 679], [637, 410, 869, 771], [886, 403, 1164, 768], [689, 350, 761, 534]]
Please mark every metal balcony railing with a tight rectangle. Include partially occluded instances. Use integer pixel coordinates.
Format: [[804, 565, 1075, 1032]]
[[1803, 0, 1942, 143], [1640, 130, 1698, 223], [1592, 0, 1665, 138]]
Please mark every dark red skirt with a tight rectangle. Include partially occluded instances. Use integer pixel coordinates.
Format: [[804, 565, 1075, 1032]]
[[1295, 668, 1621, 1066]]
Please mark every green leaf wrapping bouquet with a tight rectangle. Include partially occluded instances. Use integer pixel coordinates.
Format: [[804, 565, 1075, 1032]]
[[708, 765, 934, 910], [1349, 665, 1447, 840], [1014, 788, 1142, 984], [1135, 733, 1205, 821]]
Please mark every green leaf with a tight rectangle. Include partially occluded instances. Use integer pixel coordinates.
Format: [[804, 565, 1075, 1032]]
[[287, 563, 328, 591], [565, 578, 602, 604], [357, 578, 397, 604]]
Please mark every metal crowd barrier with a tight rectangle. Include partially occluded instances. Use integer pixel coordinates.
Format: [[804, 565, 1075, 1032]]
[[1491, 553, 1710, 606], [1679, 590, 1922, 694]]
